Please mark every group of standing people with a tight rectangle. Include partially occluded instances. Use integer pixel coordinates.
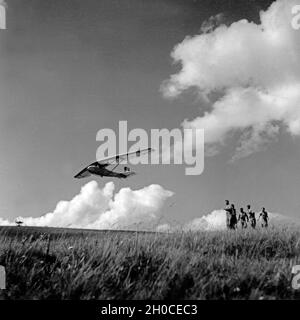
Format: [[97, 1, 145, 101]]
[[224, 200, 269, 230]]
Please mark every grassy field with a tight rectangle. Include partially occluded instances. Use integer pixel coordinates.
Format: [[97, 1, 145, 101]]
[[0, 225, 300, 300]]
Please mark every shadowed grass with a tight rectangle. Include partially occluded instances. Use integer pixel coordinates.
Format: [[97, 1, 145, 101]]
[[0, 226, 300, 299]]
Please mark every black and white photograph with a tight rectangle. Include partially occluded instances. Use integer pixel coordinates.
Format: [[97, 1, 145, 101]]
[[0, 0, 300, 309]]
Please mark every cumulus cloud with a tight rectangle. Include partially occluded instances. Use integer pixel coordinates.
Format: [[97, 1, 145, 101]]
[[183, 210, 227, 231], [0, 217, 13, 226], [156, 210, 227, 232], [0, 181, 174, 230], [162, 0, 300, 160], [200, 13, 226, 34]]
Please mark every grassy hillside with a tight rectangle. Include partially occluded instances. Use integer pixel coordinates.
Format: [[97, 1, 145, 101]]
[[0, 226, 300, 299]]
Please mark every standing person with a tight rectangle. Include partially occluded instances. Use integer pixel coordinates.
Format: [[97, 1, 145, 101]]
[[229, 204, 237, 230], [247, 205, 256, 229], [259, 207, 269, 228], [224, 200, 231, 229], [238, 208, 249, 229]]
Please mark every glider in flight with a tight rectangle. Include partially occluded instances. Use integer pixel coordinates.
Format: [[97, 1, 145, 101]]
[[74, 147, 153, 179]]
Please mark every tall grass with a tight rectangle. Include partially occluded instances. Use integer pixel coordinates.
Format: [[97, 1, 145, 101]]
[[0, 226, 300, 299]]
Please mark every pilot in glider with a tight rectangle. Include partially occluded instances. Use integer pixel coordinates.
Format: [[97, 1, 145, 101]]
[[74, 147, 153, 179]]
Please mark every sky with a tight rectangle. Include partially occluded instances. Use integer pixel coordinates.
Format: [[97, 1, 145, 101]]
[[1, 0, 300, 229]]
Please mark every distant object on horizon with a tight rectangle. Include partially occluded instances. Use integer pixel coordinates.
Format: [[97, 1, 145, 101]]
[[15, 219, 23, 227], [74, 148, 154, 179]]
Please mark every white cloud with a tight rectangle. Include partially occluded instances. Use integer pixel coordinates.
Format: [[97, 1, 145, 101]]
[[0, 217, 13, 226], [0, 181, 174, 230], [200, 13, 226, 34], [162, 0, 300, 160], [183, 210, 227, 231], [156, 210, 227, 232]]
